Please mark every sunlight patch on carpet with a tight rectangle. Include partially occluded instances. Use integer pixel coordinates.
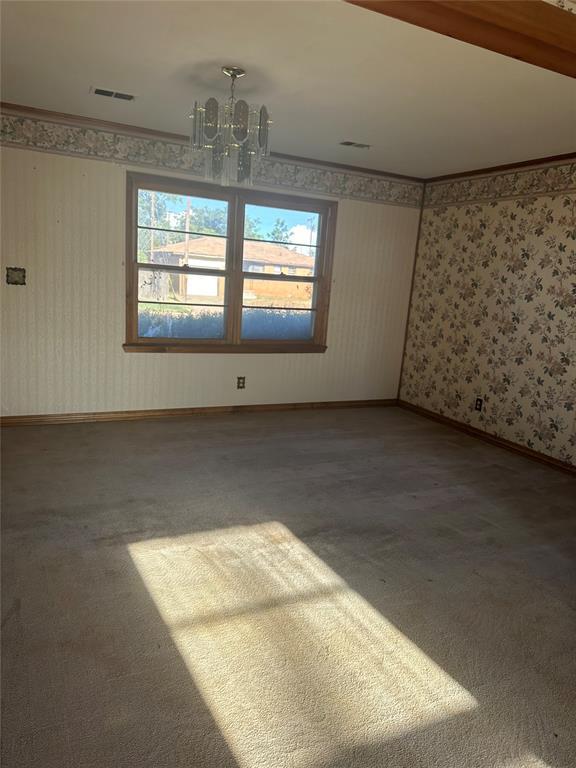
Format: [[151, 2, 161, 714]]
[[129, 522, 477, 767]]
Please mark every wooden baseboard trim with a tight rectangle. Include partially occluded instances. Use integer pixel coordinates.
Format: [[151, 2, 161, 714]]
[[398, 400, 576, 476], [0, 399, 398, 427]]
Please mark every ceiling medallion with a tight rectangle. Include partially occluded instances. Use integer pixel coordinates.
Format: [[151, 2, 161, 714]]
[[189, 66, 271, 186]]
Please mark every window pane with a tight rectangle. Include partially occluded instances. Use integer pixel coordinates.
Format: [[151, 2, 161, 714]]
[[138, 303, 225, 339], [138, 190, 228, 235], [243, 279, 314, 309], [242, 240, 315, 276], [241, 308, 315, 340], [244, 204, 319, 247], [137, 229, 226, 270], [242, 204, 319, 273], [138, 269, 225, 305]]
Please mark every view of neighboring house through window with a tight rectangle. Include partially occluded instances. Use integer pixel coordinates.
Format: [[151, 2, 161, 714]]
[[241, 203, 319, 341], [136, 189, 228, 339], [126, 174, 337, 351]]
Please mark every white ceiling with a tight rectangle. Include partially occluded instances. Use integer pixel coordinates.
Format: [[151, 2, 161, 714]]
[[1, 0, 575, 177]]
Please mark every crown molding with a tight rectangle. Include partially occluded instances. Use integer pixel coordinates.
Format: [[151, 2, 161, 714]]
[[0, 102, 421, 181], [2, 102, 575, 207], [0, 102, 191, 142], [427, 152, 576, 182], [424, 158, 576, 206], [269, 151, 422, 182], [0, 103, 424, 207]]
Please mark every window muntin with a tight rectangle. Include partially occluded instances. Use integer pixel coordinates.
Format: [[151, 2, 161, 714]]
[[126, 175, 336, 352]]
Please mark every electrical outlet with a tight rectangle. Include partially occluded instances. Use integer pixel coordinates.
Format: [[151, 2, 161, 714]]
[[475, 397, 483, 412], [237, 376, 246, 390]]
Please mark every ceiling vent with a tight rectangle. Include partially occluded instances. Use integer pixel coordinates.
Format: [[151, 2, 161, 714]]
[[340, 140, 371, 149], [92, 87, 135, 101]]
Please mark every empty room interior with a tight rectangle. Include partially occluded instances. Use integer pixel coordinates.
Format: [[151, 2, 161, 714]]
[[1, 1, 576, 766]]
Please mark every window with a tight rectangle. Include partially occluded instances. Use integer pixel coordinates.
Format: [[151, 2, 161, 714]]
[[125, 173, 337, 352]]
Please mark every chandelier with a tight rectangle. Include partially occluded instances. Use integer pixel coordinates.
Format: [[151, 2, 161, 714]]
[[189, 66, 271, 186]]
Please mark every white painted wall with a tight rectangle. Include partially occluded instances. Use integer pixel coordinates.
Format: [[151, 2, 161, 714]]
[[1, 148, 420, 415]]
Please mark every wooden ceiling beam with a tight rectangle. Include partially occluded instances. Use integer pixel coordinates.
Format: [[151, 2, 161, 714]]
[[346, 1, 576, 79]]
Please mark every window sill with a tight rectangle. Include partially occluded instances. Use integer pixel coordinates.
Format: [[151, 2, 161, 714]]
[[123, 342, 328, 354]]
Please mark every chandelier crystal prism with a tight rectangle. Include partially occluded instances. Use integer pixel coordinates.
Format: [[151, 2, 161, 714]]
[[189, 66, 271, 186]]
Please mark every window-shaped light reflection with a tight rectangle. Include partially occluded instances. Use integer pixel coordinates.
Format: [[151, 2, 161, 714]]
[[129, 522, 477, 767]]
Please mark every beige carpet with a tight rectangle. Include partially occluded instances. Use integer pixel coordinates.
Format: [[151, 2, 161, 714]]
[[129, 521, 477, 768], [2, 408, 576, 767]]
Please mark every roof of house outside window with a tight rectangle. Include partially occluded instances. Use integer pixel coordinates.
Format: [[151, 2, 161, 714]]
[[153, 236, 315, 270]]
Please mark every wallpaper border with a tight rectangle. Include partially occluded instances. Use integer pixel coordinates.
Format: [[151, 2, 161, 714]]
[[425, 160, 576, 207], [0, 110, 424, 208]]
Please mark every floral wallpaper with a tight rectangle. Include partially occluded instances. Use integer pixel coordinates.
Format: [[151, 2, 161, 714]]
[[0, 111, 423, 208], [3, 107, 575, 463], [401, 169, 576, 466]]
